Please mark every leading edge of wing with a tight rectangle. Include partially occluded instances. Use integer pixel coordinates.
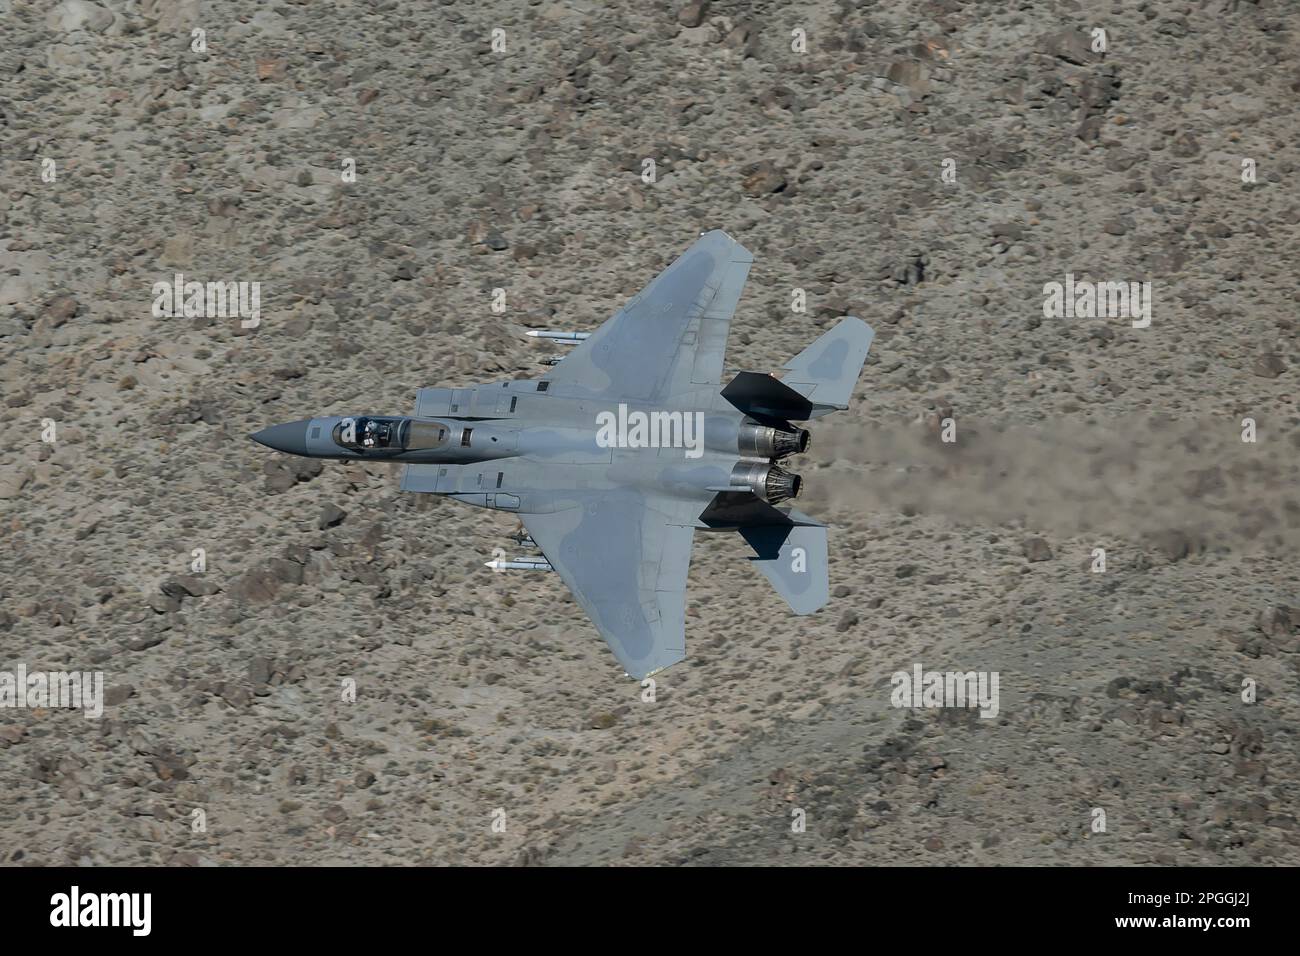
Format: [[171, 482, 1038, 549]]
[[521, 491, 696, 679], [543, 230, 752, 402]]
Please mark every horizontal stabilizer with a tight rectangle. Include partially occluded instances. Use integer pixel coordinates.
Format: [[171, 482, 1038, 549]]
[[780, 316, 874, 417], [720, 371, 813, 423], [740, 523, 829, 615], [699, 492, 826, 529]]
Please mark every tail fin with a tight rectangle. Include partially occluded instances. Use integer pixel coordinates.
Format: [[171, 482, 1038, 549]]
[[740, 515, 829, 615], [779, 316, 874, 418]]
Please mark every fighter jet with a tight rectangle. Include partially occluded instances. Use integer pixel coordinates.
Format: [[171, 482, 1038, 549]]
[[251, 231, 873, 679]]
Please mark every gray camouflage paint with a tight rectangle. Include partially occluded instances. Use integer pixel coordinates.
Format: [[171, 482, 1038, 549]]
[[251, 231, 874, 678]]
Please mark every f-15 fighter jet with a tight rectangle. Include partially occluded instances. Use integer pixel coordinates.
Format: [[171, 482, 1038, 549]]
[[251, 231, 873, 678]]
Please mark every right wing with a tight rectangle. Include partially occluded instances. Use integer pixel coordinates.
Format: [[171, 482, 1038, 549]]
[[544, 230, 752, 403], [521, 489, 697, 679]]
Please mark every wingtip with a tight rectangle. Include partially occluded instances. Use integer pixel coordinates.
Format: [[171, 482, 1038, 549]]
[[697, 227, 739, 247], [838, 315, 874, 338]]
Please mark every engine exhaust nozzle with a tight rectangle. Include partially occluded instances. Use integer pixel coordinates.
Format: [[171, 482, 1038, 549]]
[[738, 422, 812, 460], [729, 460, 803, 504]]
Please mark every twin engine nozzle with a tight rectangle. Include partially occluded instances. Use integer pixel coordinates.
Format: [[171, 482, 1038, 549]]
[[732, 421, 808, 503]]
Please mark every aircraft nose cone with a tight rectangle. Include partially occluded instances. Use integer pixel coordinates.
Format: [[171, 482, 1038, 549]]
[[249, 421, 311, 456]]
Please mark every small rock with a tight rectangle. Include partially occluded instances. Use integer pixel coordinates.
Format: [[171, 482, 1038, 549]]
[[45, 0, 114, 33], [256, 58, 286, 82], [1022, 537, 1053, 562], [248, 656, 273, 686], [220, 684, 251, 709], [0, 467, 33, 500], [42, 295, 80, 326], [1257, 606, 1298, 641], [105, 685, 135, 706], [147, 593, 181, 614], [164, 575, 219, 598], [1036, 30, 1095, 66], [740, 160, 787, 197], [677, 1, 710, 28], [1148, 529, 1195, 563], [886, 60, 931, 95], [319, 503, 347, 529], [1252, 353, 1285, 378], [230, 568, 281, 603], [266, 558, 304, 586]]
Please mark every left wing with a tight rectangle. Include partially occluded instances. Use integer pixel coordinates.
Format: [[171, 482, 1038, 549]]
[[521, 489, 697, 678], [544, 230, 753, 403]]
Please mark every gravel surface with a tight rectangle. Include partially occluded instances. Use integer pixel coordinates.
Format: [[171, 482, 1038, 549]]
[[1, 0, 1297, 866]]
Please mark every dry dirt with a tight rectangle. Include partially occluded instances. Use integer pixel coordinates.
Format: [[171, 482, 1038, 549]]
[[1, 0, 1298, 866]]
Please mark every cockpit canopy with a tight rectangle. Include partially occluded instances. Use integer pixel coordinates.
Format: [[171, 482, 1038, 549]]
[[330, 416, 450, 453], [332, 416, 406, 451]]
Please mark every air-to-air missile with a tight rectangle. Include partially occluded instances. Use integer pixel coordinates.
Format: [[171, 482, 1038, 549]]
[[525, 329, 590, 342], [483, 557, 554, 572]]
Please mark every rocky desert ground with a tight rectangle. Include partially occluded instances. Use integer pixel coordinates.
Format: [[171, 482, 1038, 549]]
[[1, 0, 1298, 866]]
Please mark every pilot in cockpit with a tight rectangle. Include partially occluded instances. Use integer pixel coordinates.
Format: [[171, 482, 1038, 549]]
[[361, 418, 378, 448]]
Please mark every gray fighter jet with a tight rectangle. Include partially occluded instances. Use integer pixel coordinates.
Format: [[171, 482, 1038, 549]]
[[251, 231, 873, 678]]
